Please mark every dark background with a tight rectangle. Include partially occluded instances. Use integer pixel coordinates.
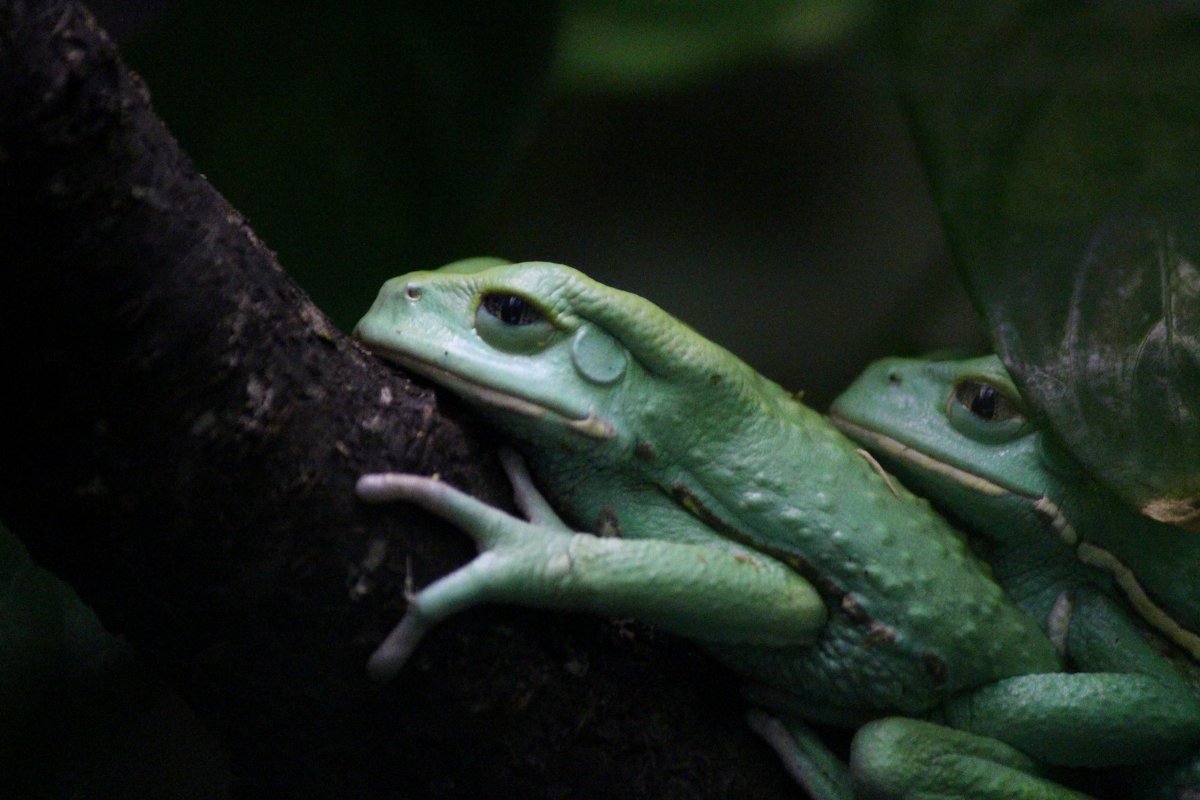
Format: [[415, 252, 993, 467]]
[[107, 0, 986, 409]]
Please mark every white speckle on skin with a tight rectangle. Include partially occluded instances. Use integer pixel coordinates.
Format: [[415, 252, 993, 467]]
[[779, 507, 804, 523], [740, 491, 767, 510], [380, 386, 393, 405]]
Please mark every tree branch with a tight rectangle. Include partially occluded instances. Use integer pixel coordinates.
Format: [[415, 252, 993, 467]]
[[0, 2, 797, 797]]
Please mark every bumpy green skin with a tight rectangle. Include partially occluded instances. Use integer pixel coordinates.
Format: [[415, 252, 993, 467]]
[[831, 355, 1200, 799], [354, 262, 1198, 799]]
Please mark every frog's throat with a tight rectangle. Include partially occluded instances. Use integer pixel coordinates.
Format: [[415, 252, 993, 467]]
[[370, 348, 615, 440], [830, 416, 1200, 663]]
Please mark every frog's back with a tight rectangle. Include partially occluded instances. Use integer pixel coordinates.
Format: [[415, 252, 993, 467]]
[[673, 392, 1059, 716], [497, 266, 1059, 716]]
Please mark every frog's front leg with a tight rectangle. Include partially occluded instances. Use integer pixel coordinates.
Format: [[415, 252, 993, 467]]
[[357, 451, 827, 681]]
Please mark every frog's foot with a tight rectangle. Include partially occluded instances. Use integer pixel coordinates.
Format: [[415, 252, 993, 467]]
[[746, 710, 853, 800], [358, 450, 827, 682], [851, 718, 1095, 800], [357, 455, 575, 681]]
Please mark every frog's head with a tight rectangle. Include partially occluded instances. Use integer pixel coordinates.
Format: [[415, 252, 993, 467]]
[[355, 259, 774, 460], [828, 355, 1079, 529]]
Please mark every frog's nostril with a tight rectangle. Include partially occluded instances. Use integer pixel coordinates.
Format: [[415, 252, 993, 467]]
[[887, 372, 902, 385], [405, 283, 422, 300]]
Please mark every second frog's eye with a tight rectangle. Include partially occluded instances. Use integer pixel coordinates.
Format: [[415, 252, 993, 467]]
[[947, 379, 1030, 443], [953, 380, 1021, 422], [480, 293, 543, 326]]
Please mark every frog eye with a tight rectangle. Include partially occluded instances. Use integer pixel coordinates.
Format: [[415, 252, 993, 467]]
[[947, 380, 1030, 443], [480, 293, 543, 326], [953, 380, 1021, 422], [475, 292, 556, 353]]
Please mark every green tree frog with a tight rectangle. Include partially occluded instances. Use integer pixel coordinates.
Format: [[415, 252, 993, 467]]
[[830, 354, 1200, 799], [354, 260, 1200, 799]]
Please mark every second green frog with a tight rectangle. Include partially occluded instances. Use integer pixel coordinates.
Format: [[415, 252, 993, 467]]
[[831, 354, 1200, 799]]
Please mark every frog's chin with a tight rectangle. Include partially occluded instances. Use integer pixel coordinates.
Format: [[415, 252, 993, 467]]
[[369, 346, 615, 441]]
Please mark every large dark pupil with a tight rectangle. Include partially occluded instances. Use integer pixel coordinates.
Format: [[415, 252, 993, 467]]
[[970, 384, 998, 419], [482, 293, 539, 325]]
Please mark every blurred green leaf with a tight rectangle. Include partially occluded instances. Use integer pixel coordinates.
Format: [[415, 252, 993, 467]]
[[555, 0, 871, 89], [888, 2, 1200, 526]]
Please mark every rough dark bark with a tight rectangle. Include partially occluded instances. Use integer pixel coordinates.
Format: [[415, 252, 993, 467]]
[[0, 2, 798, 797]]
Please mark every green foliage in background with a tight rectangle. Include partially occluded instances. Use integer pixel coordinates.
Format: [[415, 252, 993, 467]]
[[889, 2, 1200, 523], [555, 0, 870, 89]]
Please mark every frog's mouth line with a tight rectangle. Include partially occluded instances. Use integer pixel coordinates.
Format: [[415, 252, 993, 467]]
[[365, 344, 615, 440], [829, 414, 1200, 663], [829, 416, 1012, 498], [830, 416, 1081, 548]]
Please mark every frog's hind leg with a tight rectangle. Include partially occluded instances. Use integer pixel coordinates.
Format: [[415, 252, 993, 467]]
[[746, 710, 854, 800], [851, 717, 1094, 800]]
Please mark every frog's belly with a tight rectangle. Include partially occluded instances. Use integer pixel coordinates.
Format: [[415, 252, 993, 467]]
[[702, 618, 952, 724]]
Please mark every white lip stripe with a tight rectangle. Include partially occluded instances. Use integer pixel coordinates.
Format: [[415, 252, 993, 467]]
[[830, 417, 1010, 497], [373, 346, 614, 440]]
